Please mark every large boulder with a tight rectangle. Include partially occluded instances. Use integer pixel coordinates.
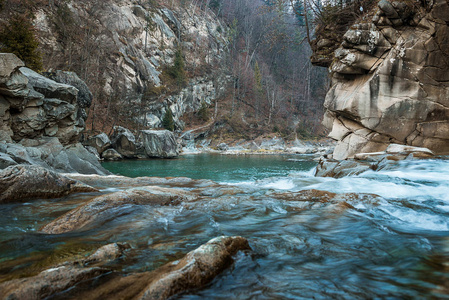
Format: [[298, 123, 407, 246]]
[[317, 0, 449, 160], [0, 137, 109, 174], [85, 132, 111, 155], [111, 126, 137, 158], [101, 148, 123, 161], [41, 186, 196, 234], [315, 144, 435, 178], [0, 164, 97, 203], [139, 129, 179, 158], [44, 70, 93, 108]]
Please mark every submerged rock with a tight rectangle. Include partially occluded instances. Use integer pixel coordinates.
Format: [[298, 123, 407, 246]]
[[0, 164, 97, 203], [0, 242, 129, 300], [0, 265, 108, 300], [41, 186, 196, 234], [138, 236, 251, 299], [139, 130, 179, 158], [62, 236, 251, 300]]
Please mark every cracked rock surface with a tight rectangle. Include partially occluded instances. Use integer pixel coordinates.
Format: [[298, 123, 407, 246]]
[[318, 0, 449, 160]]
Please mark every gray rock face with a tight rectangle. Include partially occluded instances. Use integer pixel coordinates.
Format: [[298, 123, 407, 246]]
[[33, 2, 229, 131], [321, 0, 449, 160], [0, 54, 91, 146], [111, 126, 137, 158], [44, 70, 93, 108], [0, 164, 97, 203], [0, 138, 109, 174], [139, 130, 179, 158]]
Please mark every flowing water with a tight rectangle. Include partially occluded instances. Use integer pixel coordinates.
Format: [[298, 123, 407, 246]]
[[2, 154, 449, 298]]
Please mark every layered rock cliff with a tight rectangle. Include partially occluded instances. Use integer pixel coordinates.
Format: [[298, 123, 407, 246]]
[[0, 53, 107, 174], [315, 0, 449, 160], [34, 0, 229, 130]]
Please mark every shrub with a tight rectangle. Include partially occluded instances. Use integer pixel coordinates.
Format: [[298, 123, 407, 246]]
[[0, 13, 42, 71]]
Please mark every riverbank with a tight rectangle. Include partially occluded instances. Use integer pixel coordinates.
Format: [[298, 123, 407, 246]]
[[180, 136, 336, 157]]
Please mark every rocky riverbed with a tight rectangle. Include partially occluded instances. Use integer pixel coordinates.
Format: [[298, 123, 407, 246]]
[[2, 154, 449, 299]]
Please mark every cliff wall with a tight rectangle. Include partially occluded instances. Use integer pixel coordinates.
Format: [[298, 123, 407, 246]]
[[315, 0, 449, 160], [34, 0, 229, 130]]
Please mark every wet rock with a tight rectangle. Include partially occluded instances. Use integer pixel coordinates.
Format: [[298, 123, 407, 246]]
[[315, 144, 435, 177], [102, 148, 123, 161], [138, 236, 251, 299], [0, 242, 129, 300], [85, 133, 111, 155], [385, 144, 434, 157], [0, 164, 97, 203], [111, 126, 137, 158], [81, 242, 131, 266], [69, 236, 251, 300], [65, 173, 213, 190], [41, 186, 196, 234], [139, 130, 179, 158], [316, 158, 372, 178], [0, 265, 108, 300]]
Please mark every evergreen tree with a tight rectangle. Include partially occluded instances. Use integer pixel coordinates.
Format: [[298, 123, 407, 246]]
[[162, 108, 175, 131], [0, 13, 42, 70], [168, 47, 186, 86], [197, 101, 209, 122]]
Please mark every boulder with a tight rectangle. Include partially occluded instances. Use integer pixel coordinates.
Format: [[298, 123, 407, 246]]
[[44, 70, 93, 108], [85, 133, 111, 155], [138, 236, 251, 299], [0, 138, 109, 174], [0, 164, 97, 203], [19, 67, 78, 104], [0, 265, 108, 300], [0, 242, 129, 300], [41, 186, 196, 234], [63, 236, 251, 300], [315, 144, 435, 177], [102, 148, 123, 161], [111, 126, 137, 158], [139, 130, 179, 158], [217, 142, 228, 151]]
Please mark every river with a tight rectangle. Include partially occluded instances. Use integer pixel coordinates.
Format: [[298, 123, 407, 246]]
[[1, 154, 449, 298]]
